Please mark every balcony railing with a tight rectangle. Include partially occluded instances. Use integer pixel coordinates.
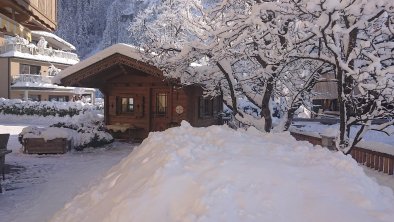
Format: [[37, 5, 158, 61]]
[[0, 43, 79, 62], [12, 74, 54, 85]]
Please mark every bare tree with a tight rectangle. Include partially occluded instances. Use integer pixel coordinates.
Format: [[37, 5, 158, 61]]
[[287, 0, 394, 153], [130, 0, 324, 132]]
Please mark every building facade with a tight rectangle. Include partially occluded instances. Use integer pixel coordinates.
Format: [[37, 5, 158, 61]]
[[0, 0, 95, 102], [59, 44, 223, 140]]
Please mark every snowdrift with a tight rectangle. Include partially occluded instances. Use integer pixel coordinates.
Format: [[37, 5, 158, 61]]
[[51, 121, 394, 222]]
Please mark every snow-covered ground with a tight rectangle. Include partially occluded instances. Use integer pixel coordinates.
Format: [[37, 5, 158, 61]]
[[291, 121, 394, 155], [51, 122, 394, 222], [0, 122, 133, 222], [1, 120, 393, 222]]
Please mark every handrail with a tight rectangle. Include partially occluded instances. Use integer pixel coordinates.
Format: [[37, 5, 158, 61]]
[[12, 74, 53, 84], [0, 43, 79, 61]]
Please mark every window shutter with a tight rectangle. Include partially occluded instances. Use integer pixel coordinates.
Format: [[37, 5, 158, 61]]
[[198, 97, 204, 118], [213, 97, 218, 116], [136, 95, 145, 117], [108, 96, 117, 116]]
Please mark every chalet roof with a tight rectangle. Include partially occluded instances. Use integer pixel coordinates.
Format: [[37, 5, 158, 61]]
[[54, 44, 163, 87]]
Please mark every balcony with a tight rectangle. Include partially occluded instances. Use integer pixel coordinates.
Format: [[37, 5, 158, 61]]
[[0, 43, 79, 64], [11, 74, 56, 89]]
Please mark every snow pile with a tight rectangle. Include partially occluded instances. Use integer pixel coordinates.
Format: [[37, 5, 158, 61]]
[[295, 105, 311, 118], [31, 31, 76, 51], [20, 126, 71, 141], [51, 122, 394, 222]]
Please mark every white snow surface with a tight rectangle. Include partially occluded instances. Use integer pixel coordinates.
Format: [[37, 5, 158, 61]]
[[51, 121, 394, 222], [0, 50, 79, 65], [0, 122, 133, 222], [291, 122, 394, 155], [31, 31, 76, 51]]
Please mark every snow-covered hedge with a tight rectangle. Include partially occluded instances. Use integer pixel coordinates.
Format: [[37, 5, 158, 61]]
[[0, 98, 102, 117], [18, 111, 113, 150]]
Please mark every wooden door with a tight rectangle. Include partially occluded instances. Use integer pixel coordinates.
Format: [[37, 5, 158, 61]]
[[150, 88, 171, 131]]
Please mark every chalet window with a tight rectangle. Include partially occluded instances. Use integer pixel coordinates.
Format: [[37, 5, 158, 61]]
[[199, 97, 214, 118], [120, 97, 134, 113], [20, 64, 41, 75], [156, 93, 168, 116]]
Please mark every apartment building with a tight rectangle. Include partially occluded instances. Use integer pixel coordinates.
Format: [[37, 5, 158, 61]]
[[0, 0, 95, 102]]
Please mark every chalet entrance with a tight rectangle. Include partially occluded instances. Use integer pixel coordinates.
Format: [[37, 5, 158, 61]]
[[150, 88, 171, 131]]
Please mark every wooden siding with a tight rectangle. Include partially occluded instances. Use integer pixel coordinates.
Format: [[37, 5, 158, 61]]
[[102, 73, 221, 139], [1, 0, 57, 31]]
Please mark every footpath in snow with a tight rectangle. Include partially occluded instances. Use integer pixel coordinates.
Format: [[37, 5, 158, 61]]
[[0, 122, 133, 222], [51, 121, 394, 222]]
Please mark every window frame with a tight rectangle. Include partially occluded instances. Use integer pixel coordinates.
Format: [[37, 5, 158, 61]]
[[155, 93, 168, 116], [20, 64, 41, 75], [117, 97, 135, 114], [49, 95, 69, 102], [198, 96, 214, 118]]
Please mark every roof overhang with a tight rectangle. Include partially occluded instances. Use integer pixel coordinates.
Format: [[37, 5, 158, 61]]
[[8, 0, 57, 31], [0, 12, 31, 41], [57, 44, 164, 88]]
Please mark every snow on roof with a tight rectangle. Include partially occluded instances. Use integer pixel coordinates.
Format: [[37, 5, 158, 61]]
[[0, 50, 79, 65], [54, 43, 144, 84], [31, 31, 76, 51]]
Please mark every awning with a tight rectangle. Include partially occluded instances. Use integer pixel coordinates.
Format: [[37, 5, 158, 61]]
[[0, 13, 32, 41]]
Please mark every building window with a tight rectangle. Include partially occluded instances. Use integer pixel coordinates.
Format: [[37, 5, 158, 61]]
[[28, 95, 41, 101], [49, 95, 69, 102], [20, 64, 41, 74], [120, 97, 134, 113], [199, 97, 213, 118], [156, 93, 167, 116]]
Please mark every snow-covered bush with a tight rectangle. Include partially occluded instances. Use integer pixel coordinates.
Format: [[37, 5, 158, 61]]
[[18, 111, 113, 150], [0, 98, 102, 117]]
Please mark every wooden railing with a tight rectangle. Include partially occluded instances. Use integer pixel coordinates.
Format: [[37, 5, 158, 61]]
[[290, 132, 394, 176], [350, 148, 394, 175]]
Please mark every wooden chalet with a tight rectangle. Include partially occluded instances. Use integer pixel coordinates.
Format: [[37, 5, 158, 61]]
[[58, 44, 223, 140]]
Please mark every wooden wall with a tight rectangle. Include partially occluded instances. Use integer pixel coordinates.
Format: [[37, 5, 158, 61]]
[[102, 73, 221, 139]]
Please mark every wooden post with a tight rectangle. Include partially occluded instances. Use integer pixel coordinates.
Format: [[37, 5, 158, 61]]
[[366, 152, 371, 167], [383, 157, 389, 174], [374, 155, 379, 171], [379, 156, 383, 172]]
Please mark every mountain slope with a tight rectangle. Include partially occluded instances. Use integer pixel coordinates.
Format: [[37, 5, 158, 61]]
[[56, 0, 158, 58]]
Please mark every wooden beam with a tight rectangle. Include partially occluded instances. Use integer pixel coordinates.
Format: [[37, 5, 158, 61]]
[[118, 64, 128, 76], [62, 53, 163, 87]]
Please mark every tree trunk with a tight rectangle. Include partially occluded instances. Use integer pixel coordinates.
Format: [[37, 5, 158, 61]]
[[261, 76, 274, 132], [337, 66, 348, 150], [216, 62, 240, 118], [283, 106, 297, 131]]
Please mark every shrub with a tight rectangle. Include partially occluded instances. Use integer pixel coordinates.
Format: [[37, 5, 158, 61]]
[[0, 98, 102, 117]]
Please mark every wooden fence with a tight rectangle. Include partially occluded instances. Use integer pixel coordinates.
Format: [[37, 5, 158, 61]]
[[290, 132, 394, 175]]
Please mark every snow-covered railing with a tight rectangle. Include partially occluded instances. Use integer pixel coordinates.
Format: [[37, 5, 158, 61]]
[[0, 43, 79, 61], [290, 131, 394, 176], [12, 74, 53, 85]]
